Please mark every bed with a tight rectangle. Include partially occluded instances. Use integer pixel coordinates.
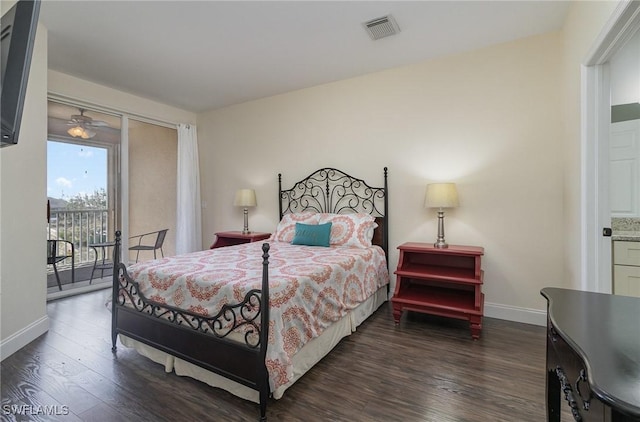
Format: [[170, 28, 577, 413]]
[[110, 167, 389, 421]]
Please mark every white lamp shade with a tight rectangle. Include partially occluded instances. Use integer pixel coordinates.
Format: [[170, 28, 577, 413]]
[[233, 189, 257, 207], [425, 183, 459, 209]]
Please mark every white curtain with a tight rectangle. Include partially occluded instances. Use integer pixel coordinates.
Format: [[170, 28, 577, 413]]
[[176, 124, 202, 254]]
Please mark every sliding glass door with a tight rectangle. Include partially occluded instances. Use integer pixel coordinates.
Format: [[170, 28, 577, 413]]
[[47, 100, 179, 292], [47, 101, 120, 288]]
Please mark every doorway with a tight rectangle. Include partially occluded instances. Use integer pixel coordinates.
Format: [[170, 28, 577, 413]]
[[46, 101, 121, 298], [45, 100, 180, 299], [583, 2, 640, 293]]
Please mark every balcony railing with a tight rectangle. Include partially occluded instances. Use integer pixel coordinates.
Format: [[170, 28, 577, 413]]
[[47, 209, 109, 266]]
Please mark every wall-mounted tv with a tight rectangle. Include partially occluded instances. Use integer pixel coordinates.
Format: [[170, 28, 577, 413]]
[[1, 0, 40, 148]]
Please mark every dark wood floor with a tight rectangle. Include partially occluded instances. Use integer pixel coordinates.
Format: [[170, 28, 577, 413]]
[[2, 291, 561, 421]]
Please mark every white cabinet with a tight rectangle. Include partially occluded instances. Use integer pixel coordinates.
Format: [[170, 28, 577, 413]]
[[613, 241, 640, 297], [610, 120, 640, 217]]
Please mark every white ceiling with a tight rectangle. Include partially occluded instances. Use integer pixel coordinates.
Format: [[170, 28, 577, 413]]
[[39, 1, 571, 113]]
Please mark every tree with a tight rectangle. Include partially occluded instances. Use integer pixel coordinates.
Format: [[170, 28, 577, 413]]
[[65, 188, 107, 210]]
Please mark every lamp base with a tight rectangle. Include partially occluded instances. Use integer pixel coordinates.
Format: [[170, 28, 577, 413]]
[[434, 210, 449, 249], [242, 208, 251, 235]]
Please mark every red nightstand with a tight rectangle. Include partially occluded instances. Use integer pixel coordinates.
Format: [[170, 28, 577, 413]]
[[210, 231, 271, 249], [391, 242, 485, 339]]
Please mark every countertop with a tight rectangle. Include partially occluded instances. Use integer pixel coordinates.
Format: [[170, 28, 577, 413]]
[[613, 230, 640, 242]]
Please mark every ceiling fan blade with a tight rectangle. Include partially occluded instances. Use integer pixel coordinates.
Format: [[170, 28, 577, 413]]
[[67, 111, 110, 127], [87, 120, 110, 127]]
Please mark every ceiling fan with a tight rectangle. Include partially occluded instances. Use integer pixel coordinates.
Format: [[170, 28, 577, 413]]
[[66, 108, 109, 139]]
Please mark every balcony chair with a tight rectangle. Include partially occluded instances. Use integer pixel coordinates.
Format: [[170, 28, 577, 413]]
[[47, 239, 75, 291], [129, 229, 168, 263], [88, 240, 116, 284]]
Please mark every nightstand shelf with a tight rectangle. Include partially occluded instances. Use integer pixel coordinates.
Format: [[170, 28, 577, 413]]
[[210, 231, 271, 249], [395, 282, 479, 314], [396, 264, 483, 284], [392, 242, 485, 339]]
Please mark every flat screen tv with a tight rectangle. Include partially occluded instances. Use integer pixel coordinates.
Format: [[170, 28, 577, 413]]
[[1, 0, 40, 148]]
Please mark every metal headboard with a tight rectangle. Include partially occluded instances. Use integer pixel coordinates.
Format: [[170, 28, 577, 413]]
[[278, 167, 388, 257]]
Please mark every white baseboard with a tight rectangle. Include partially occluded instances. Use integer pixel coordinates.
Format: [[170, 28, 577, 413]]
[[484, 301, 547, 327], [0, 315, 49, 361], [47, 280, 110, 302]]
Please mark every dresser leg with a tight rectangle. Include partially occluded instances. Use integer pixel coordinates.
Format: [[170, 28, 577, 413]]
[[547, 368, 561, 422]]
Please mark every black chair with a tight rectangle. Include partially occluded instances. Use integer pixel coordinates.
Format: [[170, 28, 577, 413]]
[[88, 241, 116, 284], [47, 240, 75, 291], [129, 229, 168, 263]]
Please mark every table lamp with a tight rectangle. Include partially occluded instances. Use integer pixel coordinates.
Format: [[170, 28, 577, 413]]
[[425, 183, 459, 248], [234, 189, 257, 234]]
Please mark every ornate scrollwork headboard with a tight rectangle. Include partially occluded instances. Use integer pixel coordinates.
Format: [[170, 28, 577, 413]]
[[278, 167, 388, 257]]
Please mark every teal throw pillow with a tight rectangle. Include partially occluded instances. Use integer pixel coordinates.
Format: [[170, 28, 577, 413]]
[[291, 222, 332, 247]]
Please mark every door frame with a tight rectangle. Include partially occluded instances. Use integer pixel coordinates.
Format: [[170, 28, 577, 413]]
[[582, 0, 640, 293]]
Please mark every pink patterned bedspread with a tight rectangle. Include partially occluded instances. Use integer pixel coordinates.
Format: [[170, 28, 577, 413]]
[[127, 240, 389, 391]]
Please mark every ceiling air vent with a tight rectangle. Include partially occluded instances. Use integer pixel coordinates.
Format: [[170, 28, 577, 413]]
[[363, 15, 400, 41]]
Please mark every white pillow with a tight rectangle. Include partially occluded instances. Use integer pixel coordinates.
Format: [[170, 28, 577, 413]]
[[317, 213, 377, 248]]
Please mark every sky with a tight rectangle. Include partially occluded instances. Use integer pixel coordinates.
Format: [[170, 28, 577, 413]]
[[47, 141, 107, 200]]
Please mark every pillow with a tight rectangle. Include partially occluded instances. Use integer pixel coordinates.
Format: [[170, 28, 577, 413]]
[[317, 213, 378, 248], [291, 222, 332, 247], [271, 211, 319, 243]]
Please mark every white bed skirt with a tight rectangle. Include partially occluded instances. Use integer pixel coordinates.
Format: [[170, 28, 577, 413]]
[[119, 286, 388, 402]]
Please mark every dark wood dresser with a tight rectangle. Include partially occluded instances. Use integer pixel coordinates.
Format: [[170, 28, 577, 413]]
[[541, 288, 640, 421]]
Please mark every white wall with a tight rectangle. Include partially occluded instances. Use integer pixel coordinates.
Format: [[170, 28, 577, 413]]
[[198, 31, 565, 325], [0, 18, 49, 360]]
